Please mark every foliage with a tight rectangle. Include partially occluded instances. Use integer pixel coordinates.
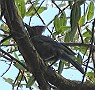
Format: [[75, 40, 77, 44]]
[[0, 0, 95, 90]]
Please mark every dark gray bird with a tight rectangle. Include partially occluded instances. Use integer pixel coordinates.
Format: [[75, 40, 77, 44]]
[[24, 23, 75, 56], [25, 23, 84, 74]]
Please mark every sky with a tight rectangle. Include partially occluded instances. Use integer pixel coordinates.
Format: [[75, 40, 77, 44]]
[[0, 0, 94, 90]]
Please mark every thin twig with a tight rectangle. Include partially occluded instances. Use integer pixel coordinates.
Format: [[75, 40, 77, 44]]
[[83, 64, 95, 71], [31, 1, 52, 34], [23, 73, 33, 90], [1, 44, 16, 46], [82, 18, 94, 26], [12, 71, 20, 90], [0, 35, 12, 44], [16, 70, 24, 90], [0, 28, 9, 33], [52, 0, 63, 13], [47, 5, 69, 26], [28, 0, 45, 25], [29, 0, 45, 25], [61, 43, 95, 50], [81, 18, 95, 88], [1, 62, 12, 77], [78, 25, 84, 43], [0, 49, 29, 72]]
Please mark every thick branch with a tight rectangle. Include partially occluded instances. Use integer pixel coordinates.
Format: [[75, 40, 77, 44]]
[[1, 0, 50, 89], [46, 67, 95, 90]]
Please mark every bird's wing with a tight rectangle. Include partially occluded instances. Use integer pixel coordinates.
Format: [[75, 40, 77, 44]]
[[60, 43, 76, 55], [32, 35, 75, 55]]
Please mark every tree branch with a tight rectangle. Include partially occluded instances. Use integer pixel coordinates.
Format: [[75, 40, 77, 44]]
[[1, 0, 50, 89], [62, 43, 95, 50]]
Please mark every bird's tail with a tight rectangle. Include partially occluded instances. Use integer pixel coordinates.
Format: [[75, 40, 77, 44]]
[[61, 52, 84, 74]]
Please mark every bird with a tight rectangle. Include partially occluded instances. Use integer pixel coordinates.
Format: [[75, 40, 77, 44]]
[[24, 23, 84, 74], [24, 23, 76, 56]]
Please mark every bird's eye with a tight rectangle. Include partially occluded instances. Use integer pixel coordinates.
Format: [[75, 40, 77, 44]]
[[35, 27, 39, 30]]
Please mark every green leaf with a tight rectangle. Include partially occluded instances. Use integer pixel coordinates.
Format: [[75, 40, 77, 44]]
[[26, 1, 46, 16], [58, 3, 66, 7], [0, 24, 10, 32], [83, 31, 91, 37], [2, 40, 10, 45], [3, 77, 13, 85], [26, 75, 35, 88], [83, 30, 91, 43], [15, 0, 26, 18], [79, 46, 87, 54], [87, 1, 94, 21], [84, 37, 91, 43], [14, 61, 26, 71], [70, 3, 81, 41], [16, 74, 24, 81], [37, 7, 46, 14], [13, 52, 19, 60], [54, 12, 67, 34], [64, 61, 70, 68], [54, 26, 70, 35], [60, 26, 70, 32], [60, 12, 67, 26], [85, 26, 92, 35], [26, 5, 35, 16], [54, 17, 60, 33], [58, 61, 64, 74], [78, 14, 86, 26], [86, 72, 95, 82], [64, 31, 72, 42], [76, 53, 82, 64], [87, 72, 94, 77]]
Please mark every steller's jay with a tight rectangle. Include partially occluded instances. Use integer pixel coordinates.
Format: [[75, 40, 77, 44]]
[[24, 23, 84, 74]]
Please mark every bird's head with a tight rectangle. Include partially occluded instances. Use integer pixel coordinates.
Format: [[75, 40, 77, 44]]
[[24, 23, 46, 37]]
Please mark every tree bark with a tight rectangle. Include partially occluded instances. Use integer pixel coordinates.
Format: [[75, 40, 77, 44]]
[[1, 0, 50, 90]]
